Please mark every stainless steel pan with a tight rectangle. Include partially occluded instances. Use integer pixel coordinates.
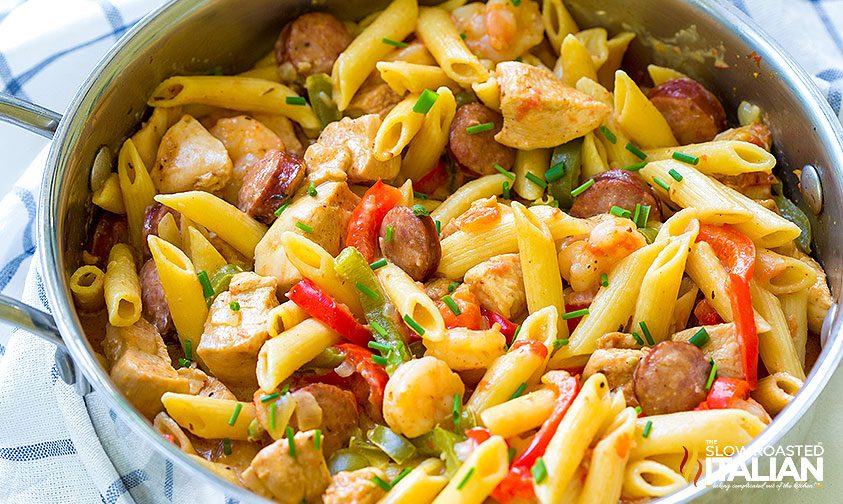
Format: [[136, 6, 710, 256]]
[[1, 0, 841, 501]]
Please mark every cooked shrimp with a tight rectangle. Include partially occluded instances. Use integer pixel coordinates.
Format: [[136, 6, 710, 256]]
[[452, 0, 544, 63]]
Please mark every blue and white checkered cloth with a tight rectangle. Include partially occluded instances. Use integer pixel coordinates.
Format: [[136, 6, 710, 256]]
[[0, 0, 842, 503]]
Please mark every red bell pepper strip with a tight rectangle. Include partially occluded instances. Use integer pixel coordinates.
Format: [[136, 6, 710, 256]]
[[437, 287, 483, 330], [563, 301, 589, 333], [696, 377, 752, 410], [288, 279, 371, 346], [346, 179, 403, 262], [694, 299, 724, 326], [465, 427, 492, 447], [492, 371, 579, 503], [414, 159, 448, 195], [335, 343, 389, 411], [481, 307, 518, 343], [697, 224, 758, 388]]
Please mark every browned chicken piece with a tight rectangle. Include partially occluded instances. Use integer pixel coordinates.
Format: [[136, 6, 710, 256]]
[[176, 366, 238, 401], [152, 115, 233, 193], [716, 171, 777, 200], [196, 272, 279, 388], [323, 467, 388, 504], [241, 431, 331, 504], [209, 115, 284, 203], [255, 181, 360, 293], [251, 113, 304, 157], [731, 397, 773, 424], [464, 253, 526, 320], [103, 318, 190, 418], [130, 105, 183, 170], [672, 323, 744, 379], [596, 332, 641, 350], [582, 348, 644, 407], [345, 77, 403, 119], [796, 252, 833, 333], [304, 115, 401, 185], [425, 277, 454, 300], [494, 62, 611, 149], [714, 122, 773, 151]]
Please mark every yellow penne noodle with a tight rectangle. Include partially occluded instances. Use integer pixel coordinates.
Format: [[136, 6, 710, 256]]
[[117, 138, 157, 250], [623, 459, 687, 498], [251, 49, 277, 69], [576, 28, 609, 69], [466, 336, 547, 416], [755, 248, 817, 295], [148, 76, 320, 130], [153, 412, 196, 455], [402, 86, 457, 182], [104, 244, 142, 327], [380, 458, 449, 504], [647, 64, 688, 86], [580, 131, 609, 179], [417, 7, 489, 87], [751, 371, 803, 415], [480, 387, 556, 438], [513, 149, 551, 201], [374, 94, 425, 161], [614, 70, 677, 148], [377, 264, 445, 342], [155, 191, 267, 260], [376, 61, 458, 95], [472, 77, 501, 111], [555, 34, 597, 87], [433, 435, 508, 504], [131, 105, 182, 170], [92, 173, 126, 214], [69, 265, 106, 312], [266, 300, 310, 338], [645, 140, 776, 175], [750, 280, 806, 379], [575, 77, 613, 106], [332, 0, 418, 110], [579, 407, 637, 504], [257, 318, 342, 391], [542, 0, 579, 52], [148, 236, 208, 351], [237, 65, 281, 82], [183, 226, 227, 276], [779, 289, 809, 365], [156, 212, 181, 248], [516, 305, 561, 364], [431, 173, 509, 227], [161, 392, 255, 440], [597, 32, 636, 88]]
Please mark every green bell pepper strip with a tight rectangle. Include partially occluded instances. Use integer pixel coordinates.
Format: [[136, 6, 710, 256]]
[[327, 449, 371, 475], [301, 346, 346, 371], [210, 264, 244, 298], [412, 427, 464, 476], [547, 138, 584, 210], [367, 425, 417, 464], [305, 73, 341, 128], [772, 181, 812, 253]]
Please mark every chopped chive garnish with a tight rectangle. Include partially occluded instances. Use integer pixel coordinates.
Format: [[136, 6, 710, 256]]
[[510, 382, 527, 400], [223, 438, 232, 455], [706, 359, 718, 390], [689, 327, 710, 348], [435, 219, 441, 235], [643, 420, 653, 438], [457, 467, 475, 490], [413, 190, 429, 200], [442, 295, 461, 315], [635, 405, 642, 415], [653, 177, 671, 192], [230, 301, 240, 311], [392, 468, 411, 487], [413, 88, 440, 114], [632, 332, 645, 345], [260, 391, 280, 403], [228, 403, 242, 426], [632, 203, 642, 225], [668, 168, 684, 182], [624, 161, 648, 172], [600, 273, 609, 287], [610, 206, 632, 219], [513, 324, 522, 339], [562, 308, 589, 320], [281, 382, 291, 395], [314, 429, 322, 450], [525, 172, 547, 189], [356, 282, 379, 300], [285, 96, 307, 106], [452, 393, 462, 431], [269, 401, 277, 430], [404, 314, 425, 336], [466, 122, 494, 134], [412, 204, 429, 216], [372, 355, 388, 366], [639, 321, 654, 346], [494, 164, 516, 180], [460, 32, 467, 40], [502, 181, 511, 199], [197, 271, 213, 297], [178, 358, 191, 368], [545, 162, 566, 182], [532, 457, 548, 484], [636, 205, 651, 228], [184, 339, 193, 361], [599, 125, 617, 144], [368, 340, 391, 352], [371, 320, 388, 337], [286, 426, 296, 457], [553, 338, 569, 349], [372, 475, 392, 491], [672, 151, 700, 165], [448, 282, 459, 293], [625, 142, 648, 160], [295, 221, 314, 233], [570, 179, 595, 197], [274, 202, 290, 217], [508, 446, 517, 463], [370, 258, 388, 270], [307, 182, 317, 196], [382, 37, 408, 48], [512, 0, 522, 6], [385, 225, 394, 241]]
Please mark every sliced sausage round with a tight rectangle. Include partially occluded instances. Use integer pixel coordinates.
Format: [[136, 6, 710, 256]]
[[275, 12, 353, 79], [379, 206, 441, 282], [139, 259, 173, 335], [237, 149, 306, 224], [648, 78, 727, 145], [569, 169, 663, 221], [142, 203, 179, 261], [448, 103, 516, 176], [87, 212, 129, 266], [292, 383, 358, 457], [634, 341, 711, 415]]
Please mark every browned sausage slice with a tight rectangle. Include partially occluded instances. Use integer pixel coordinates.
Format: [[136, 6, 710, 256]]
[[379, 206, 441, 282], [237, 149, 306, 224], [633, 341, 711, 415], [448, 103, 516, 176], [275, 12, 353, 79], [292, 383, 358, 457], [141, 203, 179, 261], [139, 259, 174, 335], [87, 212, 129, 267], [648, 78, 727, 145], [569, 169, 663, 221]]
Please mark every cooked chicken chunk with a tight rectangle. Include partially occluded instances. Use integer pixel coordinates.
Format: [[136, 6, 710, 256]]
[[254, 181, 359, 293], [177, 366, 237, 401], [582, 348, 644, 407], [304, 114, 401, 185], [494, 62, 610, 149], [463, 253, 526, 319], [152, 115, 233, 193], [196, 272, 279, 388], [345, 78, 402, 119], [241, 431, 331, 504], [323, 467, 388, 504], [209, 115, 284, 202], [672, 323, 744, 379], [796, 252, 832, 334], [251, 113, 304, 157], [103, 318, 190, 418]]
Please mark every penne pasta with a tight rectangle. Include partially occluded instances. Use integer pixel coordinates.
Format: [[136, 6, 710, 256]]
[[183, 226, 227, 276], [377, 264, 445, 342], [377, 61, 458, 95], [117, 138, 157, 250], [402, 86, 457, 182], [645, 140, 776, 176], [433, 436, 508, 504], [614, 70, 677, 148], [257, 319, 342, 391], [266, 300, 310, 338], [480, 387, 556, 439], [751, 372, 803, 415], [92, 173, 126, 214], [417, 7, 489, 87], [374, 94, 425, 161], [513, 149, 551, 201], [161, 392, 256, 440], [430, 173, 509, 227], [104, 244, 142, 327], [70, 265, 106, 312]]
